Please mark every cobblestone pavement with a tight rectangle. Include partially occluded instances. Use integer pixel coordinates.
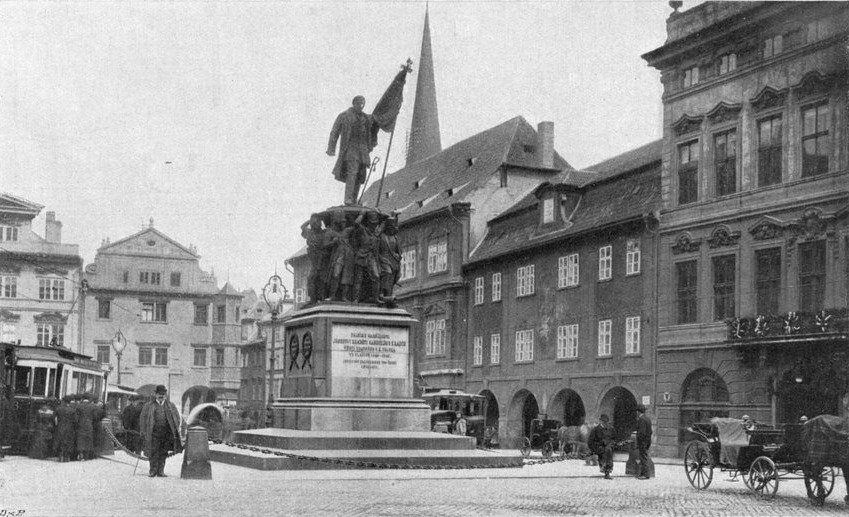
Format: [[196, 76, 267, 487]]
[[2, 452, 848, 516]]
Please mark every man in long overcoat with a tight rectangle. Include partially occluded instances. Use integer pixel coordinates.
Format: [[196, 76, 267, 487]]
[[121, 396, 144, 453], [54, 396, 77, 462], [635, 404, 653, 479], [140, 385, 183, 477], [75, 394, 97, 460]]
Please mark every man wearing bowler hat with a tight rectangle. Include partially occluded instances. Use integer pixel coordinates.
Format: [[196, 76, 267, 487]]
[[635, 404, 653, 480], [140, 385, 183, 477]]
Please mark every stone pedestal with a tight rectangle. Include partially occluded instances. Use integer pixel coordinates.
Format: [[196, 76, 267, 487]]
[[271, 303, 429, 432]]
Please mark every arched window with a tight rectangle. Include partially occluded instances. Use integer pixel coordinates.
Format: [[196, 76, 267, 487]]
[[682, 368, 729, 403]]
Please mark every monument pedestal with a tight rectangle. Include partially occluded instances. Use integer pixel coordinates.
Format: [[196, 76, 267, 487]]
[[210, 303, 522, 469]]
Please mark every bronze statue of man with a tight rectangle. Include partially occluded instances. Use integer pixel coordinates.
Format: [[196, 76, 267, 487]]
[[326, 61, 413, 206], [327, 96, 376, 206]]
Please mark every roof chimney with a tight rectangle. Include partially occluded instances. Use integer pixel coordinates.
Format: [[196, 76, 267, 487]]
[[45, 211, 62, 243], [537, 121, 555, 169]]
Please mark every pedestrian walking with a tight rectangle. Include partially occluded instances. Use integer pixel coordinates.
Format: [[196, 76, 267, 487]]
[[75, 394, 98, 460], [140, 385, 183, 477], [54, 396, 77, 462], [588, 414, 615, 479], [635, 404, 653, 480]]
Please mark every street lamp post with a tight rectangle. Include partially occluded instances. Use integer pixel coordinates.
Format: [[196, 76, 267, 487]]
[[263, 274, 287, 426], [111, 330, 127, 385]]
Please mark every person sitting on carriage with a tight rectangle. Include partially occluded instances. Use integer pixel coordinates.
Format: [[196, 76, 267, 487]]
[[588, 414, 615, 479], [741, 414, 756, 431]]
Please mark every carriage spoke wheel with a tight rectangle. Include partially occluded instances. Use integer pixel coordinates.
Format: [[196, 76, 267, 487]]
[[542, 441, 554, 458], [748, 457, 779, 498], [684, 441, 714, 490], [805, 465, 835, 506], [519, 437, 531, 458]]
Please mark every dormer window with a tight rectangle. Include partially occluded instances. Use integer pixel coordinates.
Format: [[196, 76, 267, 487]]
[[763, 34, 783, 58], [542, 197, 555, 224], [384, 190, 393, 199], [413, 177, 427, 190], [522, 145, 535, 153]]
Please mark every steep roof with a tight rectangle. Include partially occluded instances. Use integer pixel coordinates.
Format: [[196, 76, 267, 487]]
[[219, 282, 241, 297], [469, 143, 662, 265], [407, 6, 442, 165], [359, 116, 572, 222], [580, 139, 663, 185]]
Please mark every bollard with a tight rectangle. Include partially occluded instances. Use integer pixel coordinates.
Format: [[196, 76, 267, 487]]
[[98, 418, 114, 456], [181, 425, 212, 480]]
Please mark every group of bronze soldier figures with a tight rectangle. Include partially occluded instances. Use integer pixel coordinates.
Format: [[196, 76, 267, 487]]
[[302, 209, 401, 306], [587, 404, 653, 480]]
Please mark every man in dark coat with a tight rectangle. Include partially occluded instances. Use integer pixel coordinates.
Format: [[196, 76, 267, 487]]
[[75, 394, 98, 460], [54, 396, 77, 462], [588, 414, 615, 479], [635, 404, 653, 480], [140, 385, 183, 477], [121, 396, 144, 454]]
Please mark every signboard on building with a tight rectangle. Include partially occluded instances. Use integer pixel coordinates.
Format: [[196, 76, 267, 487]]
[[330, 324, 409, 379]]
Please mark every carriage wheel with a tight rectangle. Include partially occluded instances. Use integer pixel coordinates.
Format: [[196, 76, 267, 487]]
[[542, 441, 554, 458], [684, 441, 714, 490], [805, 466, 836, 506], [748, 456, 779, 498], [519, 437, 531, 458]]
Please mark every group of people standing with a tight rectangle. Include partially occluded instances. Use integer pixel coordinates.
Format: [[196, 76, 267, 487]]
[[587, 404, 653, 480], [27, 393, 104, 462]]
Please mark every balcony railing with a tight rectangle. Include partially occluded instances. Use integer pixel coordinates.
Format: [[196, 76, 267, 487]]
[[726, 308, 848, 341]]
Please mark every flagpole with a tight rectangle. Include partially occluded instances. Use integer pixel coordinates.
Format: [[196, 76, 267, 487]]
[[374, 129, 396, 209]]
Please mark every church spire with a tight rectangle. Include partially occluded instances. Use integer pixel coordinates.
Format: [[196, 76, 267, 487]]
[[406, 5, 442, 165]]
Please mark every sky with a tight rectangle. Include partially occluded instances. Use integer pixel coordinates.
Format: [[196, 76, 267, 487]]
[[0, 0, 679, 294]]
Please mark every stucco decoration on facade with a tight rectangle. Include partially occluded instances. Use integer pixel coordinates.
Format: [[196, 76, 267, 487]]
[[33, 311, 68, 324], [749, 216, 786, 241], [671, 232, 702, 254], [672, 114, 704, 136], [750, 86, 788, 112], [706, 102, 742, 124], [792, 70, 847, 100], [787, 206, 830, 242], [0, 309, 20, 322], [707, 225, 741, 249]]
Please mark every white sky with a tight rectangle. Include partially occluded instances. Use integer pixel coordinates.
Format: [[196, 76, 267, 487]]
[[0, 0, 680, 293]]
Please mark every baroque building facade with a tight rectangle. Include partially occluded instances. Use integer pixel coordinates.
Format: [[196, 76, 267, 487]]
[[0, 194, 83, 352], [81, 221, 220, 409], [464, 142, 662, 446], [643, 1, 849, 457]]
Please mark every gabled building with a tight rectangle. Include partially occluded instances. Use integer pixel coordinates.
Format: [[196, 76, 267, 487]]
[[353, 116, 575, 392], [81, 220, 218, 408], [0, 193, 83, 352], [464, 141, 662, 446], [643, 1, 849, 457]]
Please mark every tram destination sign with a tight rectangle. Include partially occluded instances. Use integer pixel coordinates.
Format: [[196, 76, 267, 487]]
[[330, 324, 409, 379]]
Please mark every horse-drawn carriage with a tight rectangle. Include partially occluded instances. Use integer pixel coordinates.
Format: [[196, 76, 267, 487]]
[[683, 416, 848, 506], [520, 417, 563, 458]]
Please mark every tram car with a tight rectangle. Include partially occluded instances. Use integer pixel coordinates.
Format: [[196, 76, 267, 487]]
[[0, 341, 108, 454], [421, 388, 487, 444]]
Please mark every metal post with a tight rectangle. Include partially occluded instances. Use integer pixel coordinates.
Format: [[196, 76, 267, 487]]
[[267, 313, 277, 425], [116, 351, 122, 385]]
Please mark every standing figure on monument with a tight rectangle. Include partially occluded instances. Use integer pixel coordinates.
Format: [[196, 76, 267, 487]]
[[301, 214, 331, 303], [326, 212, 355, 302], [352, 211, 382, 303], [378, 216, 401, 304], [326, 62, 412, 206]]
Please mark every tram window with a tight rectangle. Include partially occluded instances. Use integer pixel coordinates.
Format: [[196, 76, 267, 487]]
[[14, 366, 31, 395], [71, 371, 81, 393], [32, 367, 48, 397], [47, 368, 57, 398]]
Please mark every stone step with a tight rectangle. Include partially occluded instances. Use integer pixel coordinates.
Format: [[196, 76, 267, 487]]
[[209, 443, 524, 471], [232, 428, 476, 451]]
